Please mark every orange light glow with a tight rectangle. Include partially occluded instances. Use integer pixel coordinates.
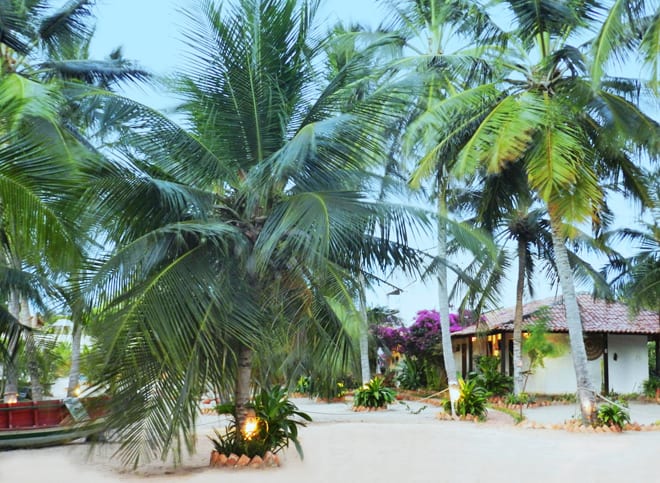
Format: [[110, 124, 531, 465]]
[[242, 409, 259, 440]]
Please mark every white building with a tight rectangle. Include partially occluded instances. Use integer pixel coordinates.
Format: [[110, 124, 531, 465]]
[[450, 294, 660, 395]]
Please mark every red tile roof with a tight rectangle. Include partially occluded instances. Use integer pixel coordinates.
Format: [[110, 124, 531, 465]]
[[452, 294, 660, 336]]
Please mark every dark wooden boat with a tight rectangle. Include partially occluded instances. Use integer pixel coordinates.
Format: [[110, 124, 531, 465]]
[[0, 397, 106, 449]]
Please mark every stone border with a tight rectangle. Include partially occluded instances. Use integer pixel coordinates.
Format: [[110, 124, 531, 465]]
[[352, 405, 389, 412], [518, 420, 660, 432], [209, 450, 280, 469]]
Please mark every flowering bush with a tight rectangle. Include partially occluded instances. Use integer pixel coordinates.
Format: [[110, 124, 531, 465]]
[[374, 309, 469, 359]]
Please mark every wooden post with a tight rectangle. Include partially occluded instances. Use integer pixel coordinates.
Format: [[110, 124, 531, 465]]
[[655, 335, 660, 376], [603, 333, 609, 395]]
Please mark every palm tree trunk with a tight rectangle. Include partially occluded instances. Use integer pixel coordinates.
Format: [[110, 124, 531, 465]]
[[3, 291, 20, 402], [24, 332, 44, 401], [549, 216, 596, 424], [437, 176, 458, 415], [513, 237, 526, 395], [67, 321, 83, 397], [234, 343, 253, 440], [358, 274, 371, 384], [20, 295, 44, 401]]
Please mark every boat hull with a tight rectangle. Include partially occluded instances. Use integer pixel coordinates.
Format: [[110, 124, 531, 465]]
[[0, 398, 107, 449], [0, 419, 106, 449]]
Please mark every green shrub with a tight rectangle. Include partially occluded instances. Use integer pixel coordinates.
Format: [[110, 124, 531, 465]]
[[309, 376, 351, 400], [468, 355, 512, 396], [211, 385, 311, 459], [294, 375, 311, 395], [443, 377, 488, 420], [396, 358, 424, 390], [642, 376, 660, 398], [597, 402, 630, 429], [353, 377, 396, 409]]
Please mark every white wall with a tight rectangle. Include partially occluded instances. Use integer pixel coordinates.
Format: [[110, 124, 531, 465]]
[[607, 335, 649, 394], [453, 332, 650, 395]]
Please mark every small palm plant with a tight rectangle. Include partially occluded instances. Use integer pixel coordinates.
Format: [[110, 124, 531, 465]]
[[211, 386, 311, 459], [353, 377, 396, 409], [597, 402, 630, 431], [443, 377, 488, 421]]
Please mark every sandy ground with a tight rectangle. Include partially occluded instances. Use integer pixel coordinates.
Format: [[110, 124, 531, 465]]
[[1, 398, 659, 483]]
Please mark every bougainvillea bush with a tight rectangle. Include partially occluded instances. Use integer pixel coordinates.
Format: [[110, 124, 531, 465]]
[[373, 309, 475, 390]]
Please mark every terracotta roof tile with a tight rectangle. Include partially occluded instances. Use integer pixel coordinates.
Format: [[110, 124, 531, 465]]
[[452, 294, 660, 336]]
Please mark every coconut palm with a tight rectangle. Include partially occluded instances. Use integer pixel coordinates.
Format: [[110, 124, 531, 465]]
[[79, 0, 429, 466], [414, 0, 659, 422], [382, 0, 504, 414], [455, 163, 612, 395], [603, 170, 659, 313], [0, 0, 148, 401]]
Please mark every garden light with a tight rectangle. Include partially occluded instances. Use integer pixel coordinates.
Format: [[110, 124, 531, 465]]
[[242, 408, 259, 440]]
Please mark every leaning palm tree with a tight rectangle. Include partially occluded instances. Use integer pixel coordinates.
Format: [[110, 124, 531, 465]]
[[417, 0, 659, 422], [80, 0, 429, 466]]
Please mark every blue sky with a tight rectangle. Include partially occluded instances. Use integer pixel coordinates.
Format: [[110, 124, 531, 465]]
[[90, 1, 381, 92], [89, 0, 384, 112]]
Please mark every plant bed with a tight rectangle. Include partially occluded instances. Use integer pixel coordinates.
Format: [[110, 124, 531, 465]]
[[352, 377, 396, 411], [210, 386, 311, 469], [210, 450, 280, 469], [352, 405, 389, 412], [436, 411, 485, 423], [519, 419, 660, 432]]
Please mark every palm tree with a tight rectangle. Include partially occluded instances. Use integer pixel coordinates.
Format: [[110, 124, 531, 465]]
[[383, 0, 504, 414], [601, 169, 659, 311], [456, 164, 611, 394], [0, 0, 148, 401], [80, 0, 428, 466], [419, 0, 659, 422]]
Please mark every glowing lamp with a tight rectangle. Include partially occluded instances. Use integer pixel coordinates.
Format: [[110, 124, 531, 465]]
[[5, 393, 18, 404], [242, 408, 259, 440]]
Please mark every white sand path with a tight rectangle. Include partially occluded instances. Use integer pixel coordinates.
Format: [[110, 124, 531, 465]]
[[1, 398, 658, 483]]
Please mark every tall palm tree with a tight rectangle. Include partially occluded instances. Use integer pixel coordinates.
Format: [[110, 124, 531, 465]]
[[384, 0, 503, 413], [418, 0, 659, 422], [456, 164, 611, 394], [80, 0, 428, 466]]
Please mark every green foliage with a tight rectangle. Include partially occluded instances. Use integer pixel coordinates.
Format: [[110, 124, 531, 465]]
[[642, 376, 660, 398], [50, 341, 72, 378], [649, 341, 657, 376], [353, 377, 396, 409], [550, 393, 577, 403], [504, 392, 535, 405], [309, 377, 350, 400], [468, 355, 512, 396], [211, 386, 312, 459], [523, 311, 566, 369], [597, 402, 630, 429], [443, 377, 488, 420], [490, 405, 525, 424], [395, 358, 424, 390], [294, 375, 311, 395]]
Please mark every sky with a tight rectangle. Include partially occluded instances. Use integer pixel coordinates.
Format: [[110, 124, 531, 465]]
[[85, 1, 653, 324]]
